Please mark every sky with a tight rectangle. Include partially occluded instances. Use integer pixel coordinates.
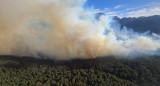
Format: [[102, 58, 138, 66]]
[[85, 0, 160, 17]]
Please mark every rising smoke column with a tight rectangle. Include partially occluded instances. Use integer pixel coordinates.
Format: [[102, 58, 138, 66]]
[[0, 0, 160, 59]]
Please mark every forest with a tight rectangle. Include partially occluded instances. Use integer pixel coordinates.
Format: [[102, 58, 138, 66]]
[[0, 55, 160, 86]]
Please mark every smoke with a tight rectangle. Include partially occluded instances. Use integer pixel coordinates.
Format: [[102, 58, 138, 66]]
[[0, 0, 160, 59]]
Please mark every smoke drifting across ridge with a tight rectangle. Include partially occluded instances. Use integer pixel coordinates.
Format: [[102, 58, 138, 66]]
[[0, 0, 160, 59]]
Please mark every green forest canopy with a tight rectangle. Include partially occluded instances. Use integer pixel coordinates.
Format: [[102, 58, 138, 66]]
[[0, 55, 160, 86]]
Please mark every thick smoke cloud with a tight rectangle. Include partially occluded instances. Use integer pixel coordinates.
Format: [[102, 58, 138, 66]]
[[0, 0, 160, 59]]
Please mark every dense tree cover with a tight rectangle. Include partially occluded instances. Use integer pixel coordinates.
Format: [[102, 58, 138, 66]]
[[0, 55, 160, 86]]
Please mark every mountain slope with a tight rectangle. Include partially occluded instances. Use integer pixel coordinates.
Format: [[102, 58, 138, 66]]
[[113, 15, 160, 34]]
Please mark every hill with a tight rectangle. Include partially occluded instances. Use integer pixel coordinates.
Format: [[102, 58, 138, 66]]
[[0, 55, 160, 86], [113, 15, 160, 34]]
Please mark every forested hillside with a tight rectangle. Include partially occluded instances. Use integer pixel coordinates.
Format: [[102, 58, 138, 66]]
[[113, 15, 160, 34], [0, 55, 160, 86]]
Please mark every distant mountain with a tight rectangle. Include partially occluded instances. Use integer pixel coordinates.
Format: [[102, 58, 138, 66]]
[[95, 13, 106, 20], [113, 15, 160, 34]]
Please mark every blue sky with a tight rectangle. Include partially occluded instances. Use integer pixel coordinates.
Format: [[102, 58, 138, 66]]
[[85, 0, 160, 17]]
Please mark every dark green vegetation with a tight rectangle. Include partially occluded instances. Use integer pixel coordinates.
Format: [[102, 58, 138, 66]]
[[0, 55, 160, 86]]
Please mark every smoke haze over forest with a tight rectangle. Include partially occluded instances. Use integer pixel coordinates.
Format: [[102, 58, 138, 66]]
[[0, 0, 160, 59]]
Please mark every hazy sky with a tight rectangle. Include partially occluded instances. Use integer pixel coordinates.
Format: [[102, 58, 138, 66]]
[[85, 0, 160, 17]]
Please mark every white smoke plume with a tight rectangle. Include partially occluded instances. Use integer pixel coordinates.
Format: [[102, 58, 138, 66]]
[[0, 0, 160, 59]]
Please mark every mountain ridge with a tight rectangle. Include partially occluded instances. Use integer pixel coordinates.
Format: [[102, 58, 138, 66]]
[[112, 15, 160, 34]]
